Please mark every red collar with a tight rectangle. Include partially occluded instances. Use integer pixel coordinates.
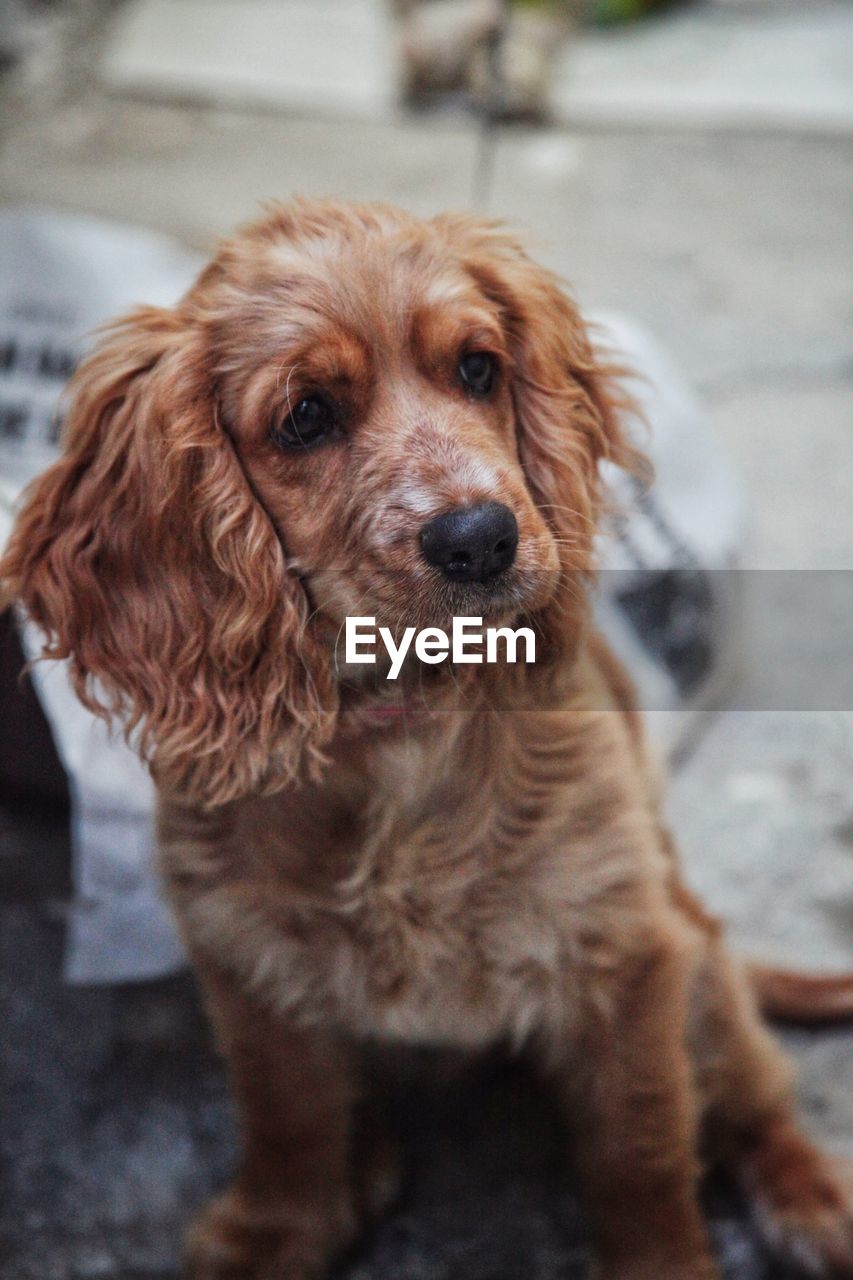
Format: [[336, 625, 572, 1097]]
[[364, 703, 411, 724], [339, 698, 431, 737]]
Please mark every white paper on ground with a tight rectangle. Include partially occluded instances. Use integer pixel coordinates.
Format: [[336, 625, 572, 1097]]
[[0, 208, 201, 983], [0, 208, 745, 983], [17, 636, 186, 984]]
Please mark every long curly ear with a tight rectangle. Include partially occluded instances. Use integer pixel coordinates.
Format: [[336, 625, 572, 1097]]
[[448, 218, 649, 652], [1, 306, 337, 806]]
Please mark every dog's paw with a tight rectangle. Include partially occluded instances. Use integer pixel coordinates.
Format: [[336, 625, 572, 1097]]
[[744, 1131, 853, 1276], [185, 1187, 357, 1280]]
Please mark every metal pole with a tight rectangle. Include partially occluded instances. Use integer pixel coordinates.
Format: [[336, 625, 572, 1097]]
[[471, 0, 512, 210]]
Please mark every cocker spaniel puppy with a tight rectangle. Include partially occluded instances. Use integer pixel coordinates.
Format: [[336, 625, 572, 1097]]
[[4, 200, 852, 1280]]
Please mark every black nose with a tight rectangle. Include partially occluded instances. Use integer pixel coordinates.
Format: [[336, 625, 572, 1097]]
[[419, 501, 519, 583]]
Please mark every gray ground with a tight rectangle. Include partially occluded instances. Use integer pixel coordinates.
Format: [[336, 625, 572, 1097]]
[[0, 797, 835, 1280], [1, 1, 851, 1277]]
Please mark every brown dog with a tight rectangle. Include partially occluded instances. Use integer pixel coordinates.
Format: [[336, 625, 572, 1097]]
[[3, 200, 852, 1280]]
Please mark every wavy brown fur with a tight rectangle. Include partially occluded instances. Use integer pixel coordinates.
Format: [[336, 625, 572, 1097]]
[[2, 201, 850, 1280]]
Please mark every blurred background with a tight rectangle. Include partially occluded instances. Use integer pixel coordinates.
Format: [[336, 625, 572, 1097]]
[[0, 2, 851, 1278]]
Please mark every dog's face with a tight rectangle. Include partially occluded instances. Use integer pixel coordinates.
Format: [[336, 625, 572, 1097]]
[[2, 201, 641, 804], [217, 215, 559, 636]]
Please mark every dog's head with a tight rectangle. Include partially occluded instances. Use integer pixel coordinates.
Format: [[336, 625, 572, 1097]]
[[2, 200, 643, 805]]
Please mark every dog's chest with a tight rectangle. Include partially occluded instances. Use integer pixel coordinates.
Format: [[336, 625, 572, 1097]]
[[252, 812, 570, 1049], [188, 733, 602, 1049]]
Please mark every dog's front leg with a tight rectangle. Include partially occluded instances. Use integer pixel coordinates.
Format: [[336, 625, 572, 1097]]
[[555, 925, 719, 1280], [185, 963, 358, 1280]]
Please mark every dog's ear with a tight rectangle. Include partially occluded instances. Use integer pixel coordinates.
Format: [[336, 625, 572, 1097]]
[[449, 219, 649, 651], [1, 305, 337, 806]]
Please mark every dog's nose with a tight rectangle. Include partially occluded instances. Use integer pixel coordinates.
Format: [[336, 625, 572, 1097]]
[[419, 502, 519, 583]]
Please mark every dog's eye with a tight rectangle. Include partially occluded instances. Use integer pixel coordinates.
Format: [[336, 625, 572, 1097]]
[[273, 395, 336, 449], [459, 351, 496, 396]]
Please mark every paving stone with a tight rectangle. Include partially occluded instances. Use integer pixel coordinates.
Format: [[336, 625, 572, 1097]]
[[489, 131, 853, 396], [553, 2, 853, 132], [101, 0, 395, 118], [671, 710, 853, 971], [708, 383, 853, 569], [0, 97, 480, 249]]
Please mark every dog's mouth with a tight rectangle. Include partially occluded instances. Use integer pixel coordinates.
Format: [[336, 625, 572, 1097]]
[[434, 568, 548, 620], [318, 551, 564, 736], [351, 572, 549, 640], [304, 558, 559, 645], [296, 510, 562, 683]]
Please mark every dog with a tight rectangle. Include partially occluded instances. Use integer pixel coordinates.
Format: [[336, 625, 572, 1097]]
[[3, 199, 852, 1280]]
